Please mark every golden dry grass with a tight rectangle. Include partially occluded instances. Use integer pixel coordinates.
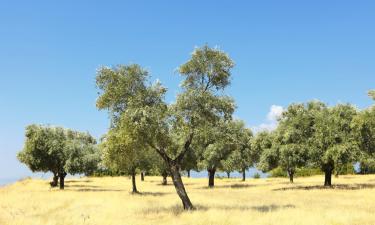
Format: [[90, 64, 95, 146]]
[[1, 174, 375, 225]]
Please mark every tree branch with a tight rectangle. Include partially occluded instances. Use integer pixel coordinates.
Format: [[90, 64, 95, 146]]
[[175, 132, 194, 163]]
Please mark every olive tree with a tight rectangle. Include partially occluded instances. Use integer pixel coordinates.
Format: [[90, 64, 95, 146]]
[[274, 103, 314, 182], [18, 125, 97, 189], [310, 104, 358, 186], [96, 45, 236, 210], [100, 128, 155, 193], [254, 131, 277, 173], [221, 120, 254, 181]]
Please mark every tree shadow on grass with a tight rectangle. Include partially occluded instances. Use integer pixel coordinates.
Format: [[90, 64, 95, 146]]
[[213, 204, 295, 212], [195, 183, 265, 189], [273, 183, 375, 191], [65, 184, 101, 188], [141, 203, 295, 215], [131, 191, 169, 197], [72, 188, 124, 192], [65, 180, 92, 183]]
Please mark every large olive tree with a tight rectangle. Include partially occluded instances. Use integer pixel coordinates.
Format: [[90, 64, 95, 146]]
[[96, 46, 236, 210]]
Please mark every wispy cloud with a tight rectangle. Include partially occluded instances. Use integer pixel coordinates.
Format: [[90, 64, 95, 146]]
[[252, 105, 283, 133]]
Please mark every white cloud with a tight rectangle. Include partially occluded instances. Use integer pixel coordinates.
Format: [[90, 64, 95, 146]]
[[252, 105, 284, 133], [267, 105, 283, 121]]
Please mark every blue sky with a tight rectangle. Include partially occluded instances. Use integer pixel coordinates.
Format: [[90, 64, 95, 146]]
[[0, 1, 374, 181]]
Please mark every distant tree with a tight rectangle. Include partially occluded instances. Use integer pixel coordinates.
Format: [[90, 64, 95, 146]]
[[255, 131, 277, 173], [18, 125, 97, 189], [222, 120, 254, 181], [101, 128, 155, 193], [274, 103, 314, 183], [96, 46, 236, 210], [149, 155, 170, 185], [310, 104, 359, 186], [352, 99, 375, 174], [195, 120, 237, 188], [181, 149, 198, 178]]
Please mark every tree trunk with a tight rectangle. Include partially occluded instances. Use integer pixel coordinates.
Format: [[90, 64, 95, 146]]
[[141, 172, 145, 181], [226, 171, 230, 178], [242, 168, 246, 181], [187, 170, 190, 178], [131, 170, 138, 193], [324, 169, 333, 186], [162, 174, 167, 185], [287, 169, 294, 183], [58, 172, 66, 190], [50, 173, 58, 187], [208, 168, 216, 188], [169, 164, 194, 210]]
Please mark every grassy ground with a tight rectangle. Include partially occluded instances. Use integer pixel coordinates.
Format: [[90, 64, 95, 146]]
[[0, 174, 375, 225]]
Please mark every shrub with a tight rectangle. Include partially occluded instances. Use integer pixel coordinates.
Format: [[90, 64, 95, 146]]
[[253, 173, 261, 179], [269, 166, 322, 178]]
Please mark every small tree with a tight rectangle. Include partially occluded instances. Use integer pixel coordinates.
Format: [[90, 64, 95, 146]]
[[275, 103, 313, 183], [195, 120, 237, 188], [101, 128, 155, 193], [18, 125, 97, 189], [254, 131, 277, 173], [222, 120, 254, 181], [181, 149, 198, 178]]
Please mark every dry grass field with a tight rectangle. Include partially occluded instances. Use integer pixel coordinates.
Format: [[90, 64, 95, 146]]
[[1, 174, 375, 225]]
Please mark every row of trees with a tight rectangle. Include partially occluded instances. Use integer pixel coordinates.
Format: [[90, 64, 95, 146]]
[[256, 99, 374, 185], [17, 46, 374, 211]]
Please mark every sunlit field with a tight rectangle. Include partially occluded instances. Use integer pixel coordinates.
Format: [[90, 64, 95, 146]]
[[1, 175, 375, 225]]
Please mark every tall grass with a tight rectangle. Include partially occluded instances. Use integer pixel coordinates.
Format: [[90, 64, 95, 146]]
[[0, 174, 374, 225]]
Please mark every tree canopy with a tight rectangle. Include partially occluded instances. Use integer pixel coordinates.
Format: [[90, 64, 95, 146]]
[[18, 125, 98, 189]]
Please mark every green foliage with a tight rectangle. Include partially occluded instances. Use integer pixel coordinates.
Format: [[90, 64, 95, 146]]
[[254, 131, 276, 172], [17, 125, 98, 177], [368, 90, 375, 100], [269, 167, 286, 177], [96, 64, 149, 126], [253, 173, 261, 179], [96, 46, 237, 209], [359, 158, 375, 174], [269, 166, 322, 177], [311, 104, 359, 172], [221, 120, 254, 174], [179, 45, 234, 91], [351, 106, 375, 162]]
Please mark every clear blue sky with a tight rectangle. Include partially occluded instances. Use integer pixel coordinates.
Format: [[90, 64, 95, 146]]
[[0, 1, 374, 181]]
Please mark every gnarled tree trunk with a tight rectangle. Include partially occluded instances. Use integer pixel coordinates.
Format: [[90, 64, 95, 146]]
[[242, 168, 246, 181], [169, 163, 194, 210], [208, 167, 216, 188], [226, 171, 230, 178], [187, 170, 190, 178]]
